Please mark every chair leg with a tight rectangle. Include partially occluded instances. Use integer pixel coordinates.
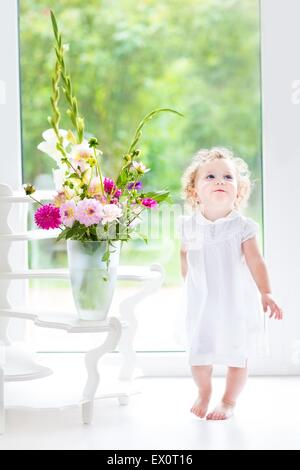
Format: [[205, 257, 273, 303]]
[[82, 400, 94, 425], [81, 317, 122, 425]]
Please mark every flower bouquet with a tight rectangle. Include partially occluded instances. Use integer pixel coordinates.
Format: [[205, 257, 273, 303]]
[[23, 11, 182, 320]]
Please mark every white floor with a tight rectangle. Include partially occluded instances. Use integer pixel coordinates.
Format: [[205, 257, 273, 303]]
[[1, 355, 300, 450]]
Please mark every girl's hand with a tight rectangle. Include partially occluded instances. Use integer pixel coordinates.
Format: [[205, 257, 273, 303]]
[[261, 293, 283, 320]]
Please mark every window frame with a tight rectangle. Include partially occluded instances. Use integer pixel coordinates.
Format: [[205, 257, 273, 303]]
[[3, 0, 295, 374]]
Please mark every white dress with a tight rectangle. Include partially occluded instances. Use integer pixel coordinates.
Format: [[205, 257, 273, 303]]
[[176, 208, 267, 368]]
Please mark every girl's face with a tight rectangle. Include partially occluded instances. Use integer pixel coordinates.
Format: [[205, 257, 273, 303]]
[[194, 159, 239, 210]]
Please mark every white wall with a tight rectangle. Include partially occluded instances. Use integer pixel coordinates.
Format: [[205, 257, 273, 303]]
[[0, 0, 27, 340], [0, 0, 22, 188], [260, 0, 300, 373]]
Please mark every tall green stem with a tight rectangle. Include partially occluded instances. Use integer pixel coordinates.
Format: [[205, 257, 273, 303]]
[[50, 10, 85, 143], [127, 108, 183, 155], [94, 148, 104, 195]]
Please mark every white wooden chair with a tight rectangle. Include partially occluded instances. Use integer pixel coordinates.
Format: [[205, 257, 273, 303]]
[[0, 183, 164, 433]]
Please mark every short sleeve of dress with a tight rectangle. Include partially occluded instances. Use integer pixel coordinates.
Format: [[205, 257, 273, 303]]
[[241, 217, 259, 243]]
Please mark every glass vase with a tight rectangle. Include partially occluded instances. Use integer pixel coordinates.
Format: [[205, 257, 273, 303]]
[[67, 240, 120, 321]]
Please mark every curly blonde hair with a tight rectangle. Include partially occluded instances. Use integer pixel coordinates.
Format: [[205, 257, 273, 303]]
[[181, 147, 253, 210]]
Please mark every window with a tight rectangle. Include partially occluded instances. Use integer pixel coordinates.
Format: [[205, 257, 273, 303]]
[[19, 0, 262, 352]]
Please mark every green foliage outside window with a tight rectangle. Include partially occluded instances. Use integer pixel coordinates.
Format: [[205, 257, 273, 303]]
[[20, 0, 262, 284]]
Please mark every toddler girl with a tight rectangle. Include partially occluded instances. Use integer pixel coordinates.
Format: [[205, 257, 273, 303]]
[[178, 147, 283, 420]]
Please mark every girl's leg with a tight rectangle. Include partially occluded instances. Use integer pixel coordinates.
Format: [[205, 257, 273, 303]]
[[190, 365, 213, 418], [206, 363, 248, 420]]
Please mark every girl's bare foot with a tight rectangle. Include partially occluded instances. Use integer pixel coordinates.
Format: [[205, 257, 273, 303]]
[[206, 400, 235, 420], [190, 393, 211, 418]]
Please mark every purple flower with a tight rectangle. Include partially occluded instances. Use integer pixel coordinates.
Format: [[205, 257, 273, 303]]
[[141, 198, 158, 209], [127, 181, 142, 191], [103, 177, 116, 193], [34, 204, 61, 230]]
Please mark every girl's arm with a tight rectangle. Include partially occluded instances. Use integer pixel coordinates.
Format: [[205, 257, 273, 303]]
[[242, 237, 283, 320], [180, 246, 188, 280]]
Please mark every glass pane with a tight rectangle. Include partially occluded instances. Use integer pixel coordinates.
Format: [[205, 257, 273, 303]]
[[19, 0, 262, 352]]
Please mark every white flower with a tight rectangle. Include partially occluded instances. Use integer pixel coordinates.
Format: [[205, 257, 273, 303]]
[[101, 204, 123, 224], [132, 161, 150, 174], [37, 128, 69, 163], [42, 128, 68, 141], [71, 140, 94, 161], [69, 157, 88, 174], [52, 168, 67, 191]]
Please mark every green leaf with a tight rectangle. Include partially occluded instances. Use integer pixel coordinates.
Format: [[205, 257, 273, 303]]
[[116, 168, 129, 188], [142, 190, 170, 203], [133, 232, 148, 244], [68, 172, 81, 180], [50, 10, 59, 40], [101, 250, 110, 262], [56, 227, 69, 242]]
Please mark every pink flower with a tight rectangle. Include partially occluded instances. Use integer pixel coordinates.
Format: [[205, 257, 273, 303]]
[[103, 177, 116, 193], [60, 200, 76, 227], [75, 198, 103, 226], [114, 188, 122, 198], [109, 197, 119, 205], [94, 195, 107, 204], [141, 198, 158, 209], [34, 204, 61, 230]]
